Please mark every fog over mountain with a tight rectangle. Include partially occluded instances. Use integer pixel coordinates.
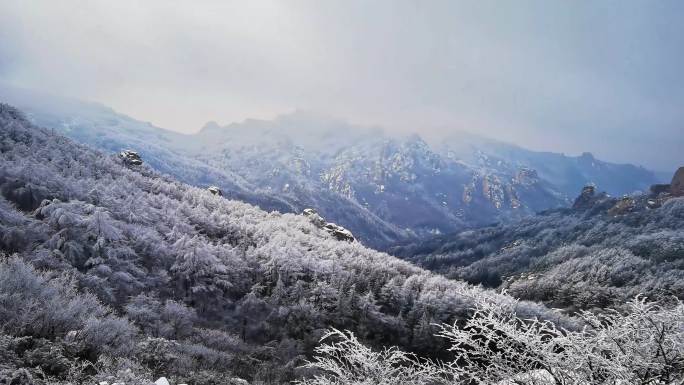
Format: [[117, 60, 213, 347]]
[[391, 178, 684, 311], [1, 103, 683, 384], [1, 2, 683, 384], [1, 1, 683, 170], [0, 85, 663, 249]]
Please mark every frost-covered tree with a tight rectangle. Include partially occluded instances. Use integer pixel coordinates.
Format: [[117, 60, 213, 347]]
[[296, 329, 445, 385], [2, 103, 681, 383], [396, 191, 684, 311], [170, 235, 232, 311], [303, 297, 684, 385]]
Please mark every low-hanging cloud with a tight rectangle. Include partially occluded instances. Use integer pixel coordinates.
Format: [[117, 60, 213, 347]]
[[0, 0, 682, 170]]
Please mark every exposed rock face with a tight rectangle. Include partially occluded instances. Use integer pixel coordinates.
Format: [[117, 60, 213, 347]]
[[303, 208, 355, 242], [303, 208, 326, 227], [324, 223, 356, 242], [572, 185, 596, 209], [643, 168, 684, 207], [514, 167, 540, 187], [119, 149, 142, 166], [647, 183, 672, 209], [650, 184, 671, 195], [671, 167, 684, 197], [481, 174, 505, 209], [207, 186, 223, 196], [572, 184, 611, 211], [608, 196, 636, 216], [461, 170, 535, 211]]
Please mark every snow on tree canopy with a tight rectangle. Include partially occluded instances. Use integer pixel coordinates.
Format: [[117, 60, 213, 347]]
[[0, 103, 565, 383]]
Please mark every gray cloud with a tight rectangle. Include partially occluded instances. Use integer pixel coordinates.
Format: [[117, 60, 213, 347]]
[[1, 0, 682, 170]]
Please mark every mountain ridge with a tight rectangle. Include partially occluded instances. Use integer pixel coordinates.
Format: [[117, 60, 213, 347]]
[[0, 103, 561, 383], [0, 84, 663, 248], [389, 178, 684, 311]]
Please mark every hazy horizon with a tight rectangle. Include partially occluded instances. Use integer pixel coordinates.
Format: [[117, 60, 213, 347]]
[[1, 1, 683, 170]]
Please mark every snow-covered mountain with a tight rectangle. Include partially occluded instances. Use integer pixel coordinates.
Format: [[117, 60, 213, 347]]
[[0, 85, 663, 247], [438, 131, 662, 198], [390, 177, 684, 311], [0, 103, 560, 384], [1, 103, 682, 384], [191, 113, 572, 239]]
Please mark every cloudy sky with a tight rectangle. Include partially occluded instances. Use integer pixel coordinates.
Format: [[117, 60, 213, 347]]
[[1, 1, 682, 170]]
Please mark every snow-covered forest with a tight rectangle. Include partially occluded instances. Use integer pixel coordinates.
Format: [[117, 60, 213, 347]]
[[392, 186, 684, 312], [1, 102, 683, 385], [0, 84, 663, 249]]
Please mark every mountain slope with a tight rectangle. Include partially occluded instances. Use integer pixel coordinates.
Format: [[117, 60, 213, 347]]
[[193, 118, 567, 237], [439, 131, 661, 197], [0, 85, 663, 248], [0, 104, 561, 384], [391, 182, 684, 312], [0, 86, 410, 247]]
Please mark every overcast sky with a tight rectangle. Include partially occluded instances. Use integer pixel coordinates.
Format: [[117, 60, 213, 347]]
[[1, 1, 682, 170]]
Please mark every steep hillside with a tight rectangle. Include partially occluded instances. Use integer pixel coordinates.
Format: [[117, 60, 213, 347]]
[[0, 85, 663, 249], [0, 85, 299, 213], [0, 104, 559, 384], [194, 118, 566, 238], [391, 180, 684, 312], [0, 86, 411, 247]]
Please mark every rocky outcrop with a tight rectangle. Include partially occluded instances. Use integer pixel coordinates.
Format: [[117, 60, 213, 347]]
[[303, 208, 355, 242], [647, 184, 672, 209], [119, 149, 142, 166], [650, 184, 671, 195], [573, 168, 684, 214], [643, 167, 684, 207], [324, 223, 356, 242], [671, 167, 684, 197], [303, 208, 326, 227], [572, 185, 610, 211], [462, 172, 531, 210], [572, 185, 596, 209], [514, 167, 540, 187], [207, 186, 223, 196], [481, 174, 505, 209], [608, 196, 636, 216]]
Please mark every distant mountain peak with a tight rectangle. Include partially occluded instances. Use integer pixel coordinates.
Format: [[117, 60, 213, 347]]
[[0, 88, 662, 247], [199, 120, 222, 133]]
